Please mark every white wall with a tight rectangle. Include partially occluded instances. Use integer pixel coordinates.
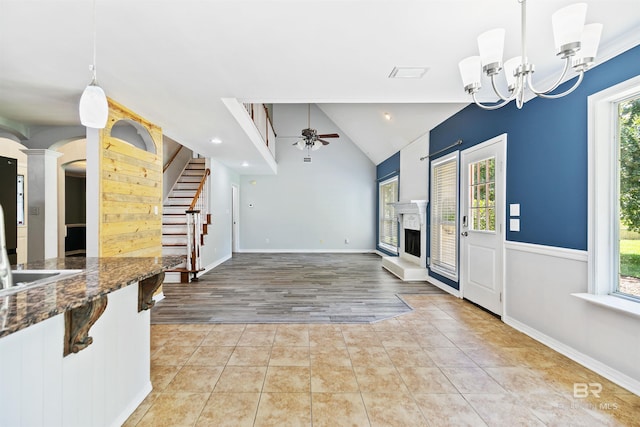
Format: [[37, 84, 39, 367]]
[[239, 104, 376, 252], [199, 159, 239, 269], [503, 242, 640, 395], [162, 138, 193, 201], [399, 133, 429, 201]]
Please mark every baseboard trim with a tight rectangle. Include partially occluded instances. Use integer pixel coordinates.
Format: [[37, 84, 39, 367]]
[[110, 381, 152, 427], [504, 315, 640, 396], [427, 275, 461, 298], [236, 249, 376, 254], [198, 254, 233, 277]]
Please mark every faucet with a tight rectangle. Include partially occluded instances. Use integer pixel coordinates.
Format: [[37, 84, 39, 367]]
[[0, 205, 13, 290]]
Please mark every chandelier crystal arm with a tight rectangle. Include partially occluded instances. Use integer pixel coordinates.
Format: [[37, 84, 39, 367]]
[[529, 70, 584, 99]]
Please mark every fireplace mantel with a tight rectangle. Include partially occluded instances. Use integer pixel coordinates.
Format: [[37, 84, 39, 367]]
[[391, 200, 427, 223]]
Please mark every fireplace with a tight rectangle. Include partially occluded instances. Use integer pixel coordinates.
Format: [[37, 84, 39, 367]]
[[381, 200, 428, 281], [405, 229, 420, 258]]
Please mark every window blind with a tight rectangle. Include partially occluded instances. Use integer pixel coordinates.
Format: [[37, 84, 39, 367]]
[[379, 176, 398, 251], [430, 153, 458, 279]]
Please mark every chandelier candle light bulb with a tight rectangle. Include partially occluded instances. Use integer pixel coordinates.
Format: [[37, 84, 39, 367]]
[[458, 0, 602, 110]]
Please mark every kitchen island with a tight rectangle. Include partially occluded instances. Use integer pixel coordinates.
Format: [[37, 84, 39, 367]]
[[0, 256, 184, 427]]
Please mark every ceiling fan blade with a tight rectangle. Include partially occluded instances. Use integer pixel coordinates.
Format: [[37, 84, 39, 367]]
[[317, 133, 339, 138], [317, 139, 331, 145]]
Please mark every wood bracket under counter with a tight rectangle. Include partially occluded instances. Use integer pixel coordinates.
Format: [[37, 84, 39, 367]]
[[138, 272, 165, 312], [63, 295, 108, 357]]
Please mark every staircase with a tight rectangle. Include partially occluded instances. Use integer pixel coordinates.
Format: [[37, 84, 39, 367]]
[[162, 158, 211, 283]]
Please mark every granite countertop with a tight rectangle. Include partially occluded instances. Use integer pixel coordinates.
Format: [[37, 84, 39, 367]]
[[0, 256, 185, 338]]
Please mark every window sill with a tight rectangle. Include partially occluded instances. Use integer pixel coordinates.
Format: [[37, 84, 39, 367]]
[[571, 293, 640, 318]]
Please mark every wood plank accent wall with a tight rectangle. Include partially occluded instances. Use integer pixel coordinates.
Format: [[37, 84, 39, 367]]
[[98, 99, 163, 257]]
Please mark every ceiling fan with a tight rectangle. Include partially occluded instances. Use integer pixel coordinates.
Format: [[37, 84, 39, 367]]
[[292, 104, 339, 151]]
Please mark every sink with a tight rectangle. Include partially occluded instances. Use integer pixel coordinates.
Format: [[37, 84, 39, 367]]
[[0, 269, 84, 296], [12, 271, 63, 284]]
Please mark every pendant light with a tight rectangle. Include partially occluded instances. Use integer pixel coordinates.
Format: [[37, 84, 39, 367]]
[[79, 0, 108, 128]]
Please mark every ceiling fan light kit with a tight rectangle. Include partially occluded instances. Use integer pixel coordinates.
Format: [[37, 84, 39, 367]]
[[458, 0, 602, 110], [292, 105, 340, 154]]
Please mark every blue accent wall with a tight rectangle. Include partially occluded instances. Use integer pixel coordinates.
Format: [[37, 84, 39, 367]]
[[430, 45, 640, 257], [377, 151, 400, 181], [376, 152, 400, 255]]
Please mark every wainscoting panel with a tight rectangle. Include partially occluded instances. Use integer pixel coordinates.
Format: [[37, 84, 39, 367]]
[[504, 241, 640, 395]]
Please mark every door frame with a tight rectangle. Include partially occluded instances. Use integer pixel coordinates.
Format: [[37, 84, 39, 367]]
[[459, 133, 507, 316], [231, 184, 239, 253]]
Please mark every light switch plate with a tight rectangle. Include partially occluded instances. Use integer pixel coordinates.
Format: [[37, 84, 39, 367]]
[[510, 218, 520, 232], [509, 203, 520, 217]]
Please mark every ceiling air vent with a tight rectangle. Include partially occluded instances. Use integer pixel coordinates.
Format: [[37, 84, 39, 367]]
[[303, 157, 312, 163]]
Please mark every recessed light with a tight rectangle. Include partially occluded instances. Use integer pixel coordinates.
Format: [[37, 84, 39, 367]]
[[210, 137, 222, 144], [384, 112, 392, 121], [388, 66, 429, 79], [242, 161, 249, 167]]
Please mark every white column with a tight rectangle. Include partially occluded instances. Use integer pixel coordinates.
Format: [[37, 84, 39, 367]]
[[22, 149, 62, 261]]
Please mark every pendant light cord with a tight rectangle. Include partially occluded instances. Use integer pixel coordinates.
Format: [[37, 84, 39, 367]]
[[91, 0, 98, 83]]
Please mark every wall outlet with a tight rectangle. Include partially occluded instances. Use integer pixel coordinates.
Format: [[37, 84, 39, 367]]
[[345, 238, 350, 244], [265, 238, 270, 244]]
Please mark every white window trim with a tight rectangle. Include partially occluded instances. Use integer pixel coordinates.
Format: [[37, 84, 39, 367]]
[[378, 175, 399, 254], [579, 74, 640, 316], [429, 151, 459, 281]]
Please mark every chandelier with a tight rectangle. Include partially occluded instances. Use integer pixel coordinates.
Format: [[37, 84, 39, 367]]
[[458, 0, 602, 110]]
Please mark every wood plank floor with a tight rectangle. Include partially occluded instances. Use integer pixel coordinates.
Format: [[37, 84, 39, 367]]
[[151, 253, 445, 324]]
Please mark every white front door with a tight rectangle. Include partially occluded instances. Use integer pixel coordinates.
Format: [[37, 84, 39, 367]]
[[460, 134, 506, 316]]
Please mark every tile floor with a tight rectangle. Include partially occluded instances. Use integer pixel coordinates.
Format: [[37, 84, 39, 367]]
[[125, 294, 640, 426]]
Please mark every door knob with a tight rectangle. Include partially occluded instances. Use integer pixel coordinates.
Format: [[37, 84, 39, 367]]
[[461, 231, 468, 236]]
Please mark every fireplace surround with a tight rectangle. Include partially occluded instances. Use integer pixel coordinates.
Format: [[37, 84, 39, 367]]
[[381, 200, 428, 281]]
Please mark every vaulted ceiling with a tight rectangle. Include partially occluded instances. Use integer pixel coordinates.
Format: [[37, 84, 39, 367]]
[[1, 0, 638, 172]]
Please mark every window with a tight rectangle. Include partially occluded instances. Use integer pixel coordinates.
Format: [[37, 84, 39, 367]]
[[469, 157, 496, 232], [589, 75, 640, 301], [617, 96, 640, 299], [378, 176, 398, 253], [430, 152, 459, 280]]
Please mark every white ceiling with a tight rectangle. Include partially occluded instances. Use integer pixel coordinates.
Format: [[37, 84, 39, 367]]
[[1, 0, 638, 171]]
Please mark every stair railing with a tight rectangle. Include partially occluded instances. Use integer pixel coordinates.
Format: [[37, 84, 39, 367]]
[[185, 168, 210, 279], [185, 209, 202, 275]]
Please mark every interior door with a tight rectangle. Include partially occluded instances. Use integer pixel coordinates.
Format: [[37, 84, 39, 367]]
[[232, 184, 239, 253], [460, 134, 506, 316]]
